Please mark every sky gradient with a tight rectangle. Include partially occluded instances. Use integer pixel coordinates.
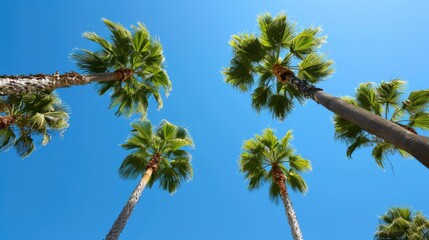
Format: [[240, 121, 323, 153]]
[[1, 0, 429, 239]]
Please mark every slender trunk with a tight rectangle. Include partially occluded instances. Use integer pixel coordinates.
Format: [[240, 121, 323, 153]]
[[0, 69, 133, 96], [272, 165, 304, 240], [105, 153, 160, 240], [105, 168, 153, 240], [0, 115, 16, 129], [314, 91, 429, 169], [273, 65, 429, 169]]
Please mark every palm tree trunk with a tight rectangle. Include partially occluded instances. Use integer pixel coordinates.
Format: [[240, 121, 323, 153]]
[[314, 91, 429, 168], [272, 166, 304, 240], [105, 167, 153, 240], [0, 69, 133, 96], [273, 66, 429, 168], [105, 153, 160, 240]]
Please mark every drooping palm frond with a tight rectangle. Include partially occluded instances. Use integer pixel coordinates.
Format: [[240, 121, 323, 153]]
[[239, 128, 311, 203], [71, 19, 171, 118], [333, 80, 429, 168], [224, 12, 333, 120], [119, 119, 194, 194], [0, 92, 69, 158]]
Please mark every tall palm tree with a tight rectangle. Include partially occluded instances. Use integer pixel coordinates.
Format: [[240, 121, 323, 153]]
[[106, 120, 194, 240], [334, 80, 429, 168], [375, 207, 429, 240], [0, 93, 69, 158], [223, 12, 429, 168], [240, 128, 311, 240], [1, 18, 171, 117]]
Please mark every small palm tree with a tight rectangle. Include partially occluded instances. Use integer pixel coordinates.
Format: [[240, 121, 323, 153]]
[[334, 80, 429, 168], [375, 207, 429, 240], [240, 128, 311, 240], [105, 120, 194, 240], [0, 18, 171, 118], [0, 93, 69, 158], [223, 12, 429, 168]]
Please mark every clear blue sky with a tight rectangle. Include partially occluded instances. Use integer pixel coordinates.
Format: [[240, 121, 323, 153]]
[[1, 0, 428, 239]]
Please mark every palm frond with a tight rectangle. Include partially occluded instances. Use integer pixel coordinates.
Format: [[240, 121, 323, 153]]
[[297, 53, 333, 83]]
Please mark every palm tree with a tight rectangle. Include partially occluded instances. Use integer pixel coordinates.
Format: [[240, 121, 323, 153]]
[[240, 128, 311, 240], [334, 80, 429, 168], [223, 12, 429, 168], [1, 18, 171, 117], [375, 207, 429, 240], [105, 120, 194, 240], [0, 93, 69, 158]]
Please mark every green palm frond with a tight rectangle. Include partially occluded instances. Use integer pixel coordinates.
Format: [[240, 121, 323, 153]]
[[223, 57, 254, 92], [120, 119, 194, 194], [0, 92, 69, 158], [409, 112, 429, 130], [239, 128, 310, 203], [297, 53, 334, 83], [224, 12, 333, 121], [333, 80, 428, 168], [286, 170, 308, 193], [230, 33, 266, 62], [403, 90, 429, 114], [258, 13, 295, 49], [375, 207, 429, 240], [356, 82, 381, 115], [290, 27, 325, 59], [71, 19, 171, 117], [376, 79, 405, 109]]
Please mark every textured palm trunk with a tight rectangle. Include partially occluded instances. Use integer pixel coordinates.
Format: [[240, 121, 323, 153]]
[[273, 65, 429, 169], [0, 69, 133, 95], [272, 166, 304, 240], [105, 154, 160, 240], [0, 115, 16, 129]]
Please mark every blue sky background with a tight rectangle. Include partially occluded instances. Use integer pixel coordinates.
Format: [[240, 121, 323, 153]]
[[1, 0, 429, 239]]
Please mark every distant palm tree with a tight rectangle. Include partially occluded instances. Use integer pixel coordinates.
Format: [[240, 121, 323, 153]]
[[106, 120, 194, 240], [334, 80, 429, 168], [375, 207, 429, 240], [0, 93, 69, 158], [240, 128, 311, 240], [1, 18, 171, 118], [223, 12, 429, 168]]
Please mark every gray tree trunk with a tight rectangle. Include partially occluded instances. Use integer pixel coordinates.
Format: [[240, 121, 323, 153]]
[[314, 91, 429, 168], [105, 167, 153, 240], [279, 70, 429, 169], [0, 71, 125, 95], [279, 180, 304, 240]]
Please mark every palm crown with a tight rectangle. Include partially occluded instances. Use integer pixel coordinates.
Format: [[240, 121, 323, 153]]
[[71, 19, 171, 118], [375, 207, 429, 240], [224, 12, 333, 120], [240, 129, 311, 203], [0, 93, 69, 158], [119, 120, 194, 193], [333, 80, 429, 168]]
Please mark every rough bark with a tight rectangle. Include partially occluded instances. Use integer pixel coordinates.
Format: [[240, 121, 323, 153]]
[[0, 69, 133, 96], [272, 165, 304, 240], [105, 154, 161, 240], [0, 115, 16, 129], [273, 65, 429, 169]]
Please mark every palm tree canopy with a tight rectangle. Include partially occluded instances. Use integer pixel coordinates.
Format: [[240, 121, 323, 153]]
[[0, 93, 69, 158], [375, 207, 429, 240], [333, 79, 429, 168], [223, 12, 334, 120], [71, 19, 171, 118], [239, 128, 311, 203], [119, 120, 194, 194]]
